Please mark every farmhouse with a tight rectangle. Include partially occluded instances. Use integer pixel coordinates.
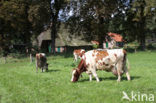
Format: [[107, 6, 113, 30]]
[[103, 32, 124, 49], [35, 24, 92, 53]]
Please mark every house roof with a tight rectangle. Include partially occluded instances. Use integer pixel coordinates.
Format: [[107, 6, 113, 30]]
[[37, 29, 67, 47], [108, 32, 123, 42], [37, 27, 92, 47], [37, 29, 51, 47]]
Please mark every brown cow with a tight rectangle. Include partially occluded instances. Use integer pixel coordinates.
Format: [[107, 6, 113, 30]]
[[36, 53, 48, 72]]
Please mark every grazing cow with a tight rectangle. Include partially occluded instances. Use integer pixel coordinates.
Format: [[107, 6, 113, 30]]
[[36, 53, 48, 72], [71, 49, 130, 82], [73, 49, 85, 62]]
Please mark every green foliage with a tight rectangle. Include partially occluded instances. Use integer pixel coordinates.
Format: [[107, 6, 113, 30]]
[[92, 44, 99, 49], [125, 0, 156, 46], [67, 0, 125, 42], [66, 0, 156, 48], [0, 0, 155, 53], [28, 0, 51, 34], [147, 43, 155, 49], [0, 0, 52, 54], [0, 0, 31, 53]]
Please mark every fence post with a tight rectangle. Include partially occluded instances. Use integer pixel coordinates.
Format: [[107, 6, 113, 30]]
[[30, 53, 33, 63], [4, 56, 7, 64], [135, 46, 137, 53]]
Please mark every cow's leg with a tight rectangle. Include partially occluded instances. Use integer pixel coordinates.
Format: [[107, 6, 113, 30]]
[[117, 70, 121, 82], [36, 66, 38, 73], [91, 69, 99, 82], [89, 74, 92, 81], [126, 71, 131, 81], [75, 55, 78, 62], [46, 68, 48, 72], [116, 62, 122, 82], [125, 67, 131, 81], [36, 61, 38, 73], [73, 54, 77, 62], [73, 55, 75, 62]]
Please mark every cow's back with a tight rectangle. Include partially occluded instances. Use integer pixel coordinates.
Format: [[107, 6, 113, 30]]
[[82, 50, 96, 65], [82, 49, 125, 70], [106, 49, 124, 62]]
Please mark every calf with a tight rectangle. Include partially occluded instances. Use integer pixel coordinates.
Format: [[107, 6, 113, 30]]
[[36, 53, 48, 72], [71, 49, 130, 82], [73, 49, 85, 62]]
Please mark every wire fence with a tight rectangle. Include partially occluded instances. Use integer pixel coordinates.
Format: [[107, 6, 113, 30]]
[[0, 43, 156, 64]]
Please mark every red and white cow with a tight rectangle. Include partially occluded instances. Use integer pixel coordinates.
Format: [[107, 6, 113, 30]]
[[71, 49, 130, 82], [36, 53, 48, 72], [73, 49, 85, 62]]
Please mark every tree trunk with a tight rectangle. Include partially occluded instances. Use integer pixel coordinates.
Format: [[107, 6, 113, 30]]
[[139, 1, 146, 50], [51, 20, 57, 54], [50, 2, 59, 54], [140, 32, 146, 50], [49, 0, 63, 54], [139, 18, 146, 50]]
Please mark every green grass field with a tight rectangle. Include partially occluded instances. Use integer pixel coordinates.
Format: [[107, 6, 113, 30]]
[[0, 51, 156, 103]]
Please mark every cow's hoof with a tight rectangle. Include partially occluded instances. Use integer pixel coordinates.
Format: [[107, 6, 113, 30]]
[[128, 77, 131, 81], [96, 80, 100, 82], [128, 79, 131, 81], [117, 79, 121, 82]]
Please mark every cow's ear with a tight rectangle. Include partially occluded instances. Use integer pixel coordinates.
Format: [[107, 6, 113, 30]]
[[46, 63, 49, 66], [72, 68, 77, 72], [71, 68, 76, 74]]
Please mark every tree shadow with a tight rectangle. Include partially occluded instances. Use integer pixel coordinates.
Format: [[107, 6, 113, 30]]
[[79, 76, 141, 82]]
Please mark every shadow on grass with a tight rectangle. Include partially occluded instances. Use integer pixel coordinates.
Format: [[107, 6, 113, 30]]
[[100, 76, 141, 81], [79, 76, 141, 82], [47, 69, 60, 72]]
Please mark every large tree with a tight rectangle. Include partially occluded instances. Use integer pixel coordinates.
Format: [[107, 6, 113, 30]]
[[0, 0, 33, 59], [49, 0, 67, 53], [0, 0, 33, 44], [66, 0, 129, 45], [125, 0, 156, 49]]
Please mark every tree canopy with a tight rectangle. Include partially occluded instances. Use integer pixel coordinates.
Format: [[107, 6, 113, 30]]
[[66, 0, 156, 49], [0, 0, 155, 54]]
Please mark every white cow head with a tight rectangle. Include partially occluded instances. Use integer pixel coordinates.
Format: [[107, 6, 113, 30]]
[[71, 68, 80, 82]]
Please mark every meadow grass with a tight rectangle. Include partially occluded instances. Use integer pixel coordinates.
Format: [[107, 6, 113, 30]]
[[0, 51, 156, 103]]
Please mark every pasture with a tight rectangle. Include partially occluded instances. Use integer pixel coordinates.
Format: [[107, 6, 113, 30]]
[[0, 51, 156, 103]]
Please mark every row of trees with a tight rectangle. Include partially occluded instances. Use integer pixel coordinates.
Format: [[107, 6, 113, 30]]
[[67, 0, 156, 49], [0, 0, 51, 51], [0, 0, 156, 55]]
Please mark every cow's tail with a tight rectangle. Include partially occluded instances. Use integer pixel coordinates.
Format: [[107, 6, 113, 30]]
[[123, 49, 130, 70], [126, 58, 130, 70]]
